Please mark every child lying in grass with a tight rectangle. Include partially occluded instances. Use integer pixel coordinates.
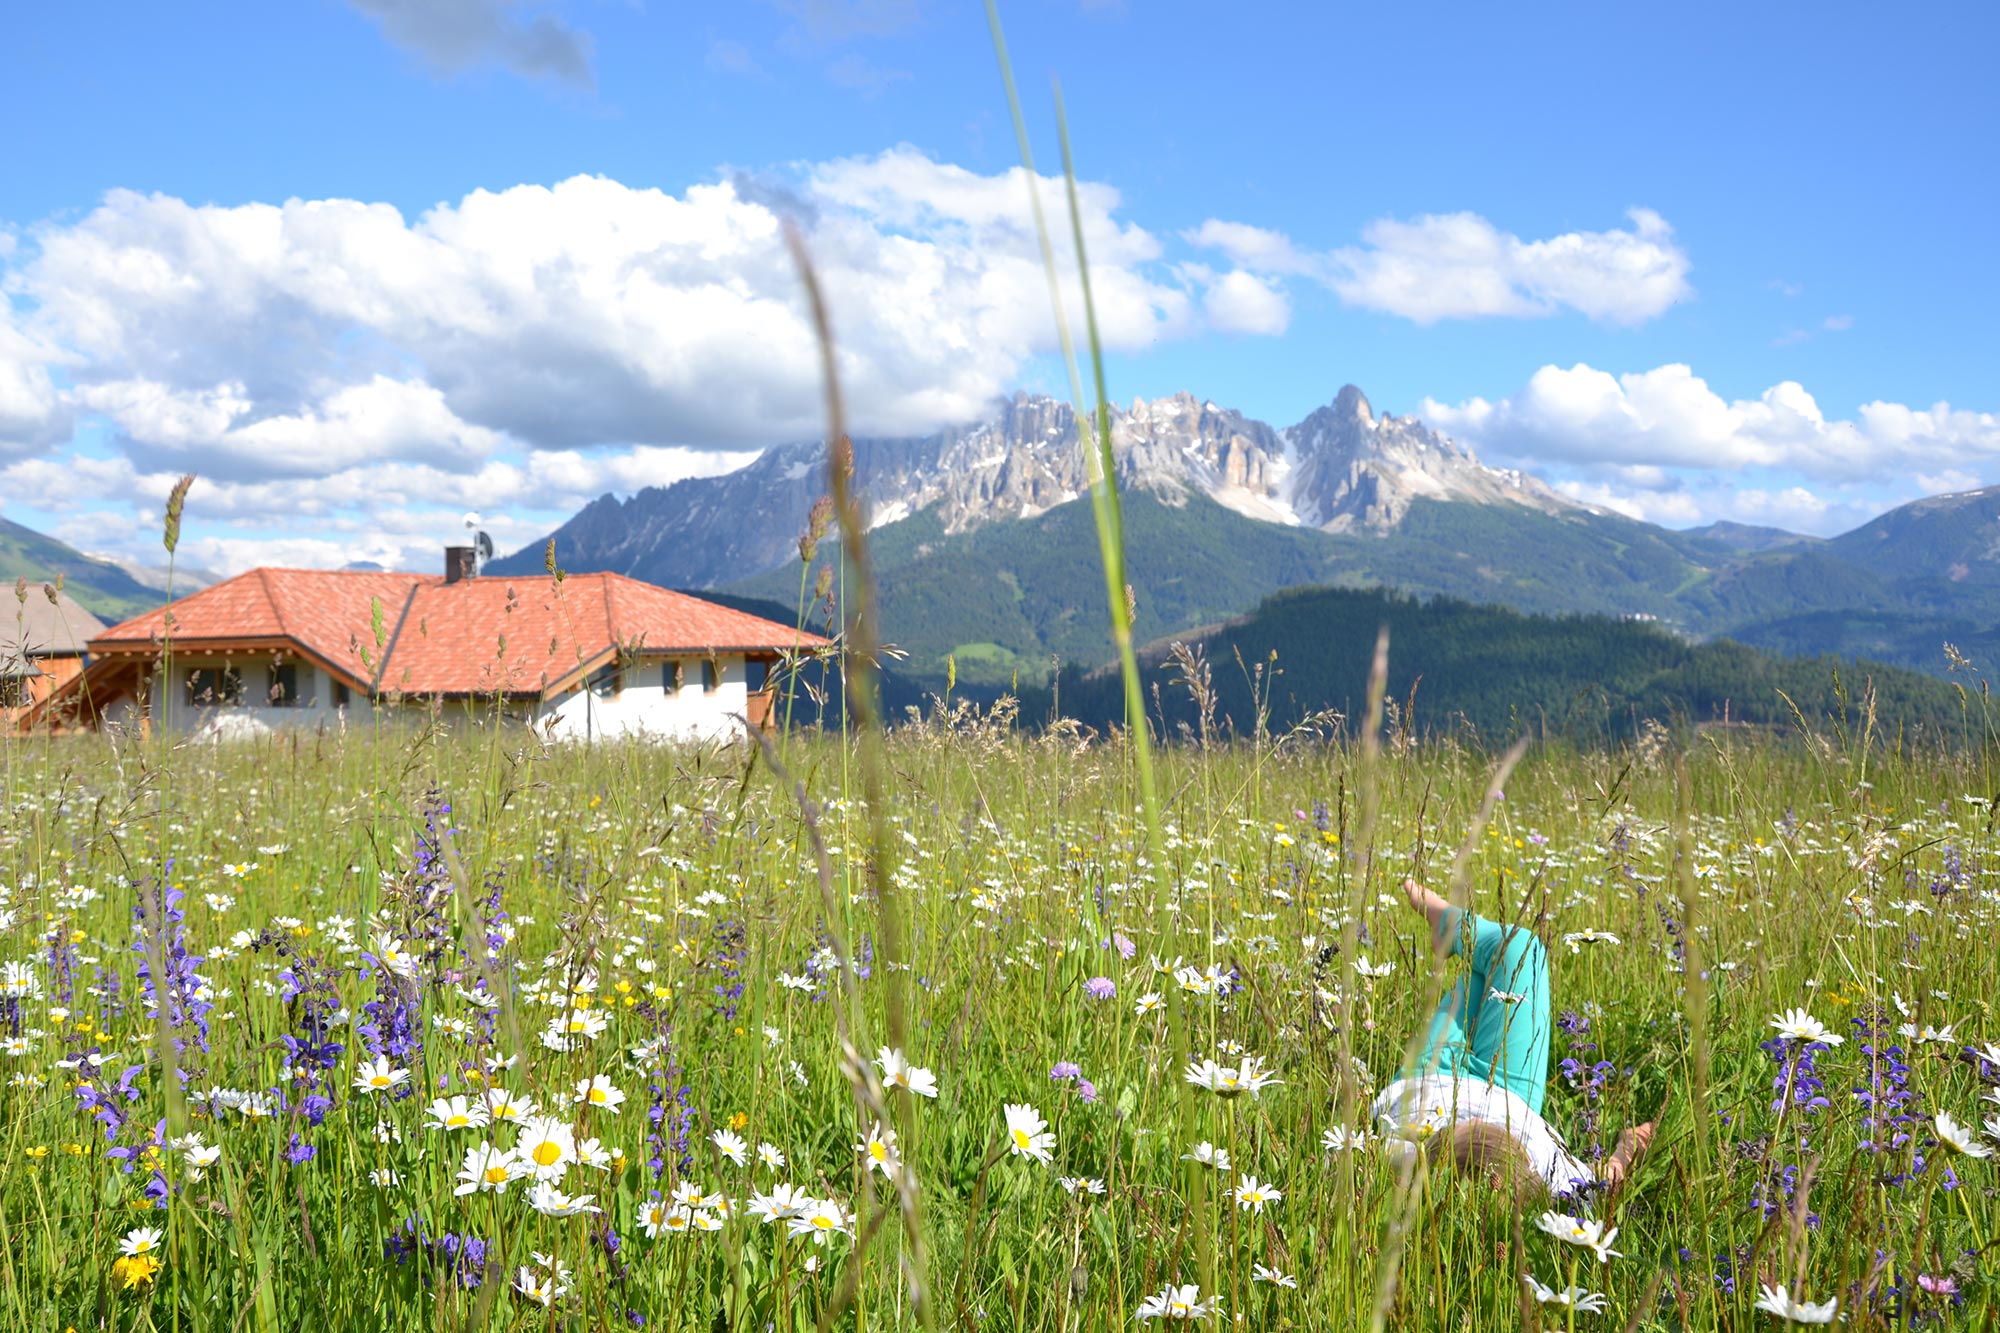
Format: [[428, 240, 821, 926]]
[[1371, 877, 1657, 1204]]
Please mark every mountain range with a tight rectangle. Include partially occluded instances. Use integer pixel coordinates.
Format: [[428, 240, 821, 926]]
[[496, 385, 2000, 689], [493, 385, 1579, 588], [0, 515, 216, 622]]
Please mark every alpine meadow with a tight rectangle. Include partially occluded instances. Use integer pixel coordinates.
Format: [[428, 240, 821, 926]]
[[3, 682, 1999, 1330]]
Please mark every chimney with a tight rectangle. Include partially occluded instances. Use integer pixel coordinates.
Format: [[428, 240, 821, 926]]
[[444, 545, 477, 584]]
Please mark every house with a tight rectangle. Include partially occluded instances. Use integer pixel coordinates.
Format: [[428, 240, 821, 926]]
[[3, 588, 109, 728], [25, 547, 830, 741]]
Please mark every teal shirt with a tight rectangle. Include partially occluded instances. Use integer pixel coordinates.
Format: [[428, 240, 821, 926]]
[[1408, 906, 1553, 1114]]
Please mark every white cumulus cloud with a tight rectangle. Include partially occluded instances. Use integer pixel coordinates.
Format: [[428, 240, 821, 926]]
[[1188, 208, 1692, 325], [1202, 270, 1290, 336], [1555, 477, 1858, 536], [8, 147, 1194, 484], [0, 306, 72, 458], [73, 375, 505, 478], [1419, 363, 2000, 483], [0, 441, 752, 577], [1181, 220, 1318, 276]]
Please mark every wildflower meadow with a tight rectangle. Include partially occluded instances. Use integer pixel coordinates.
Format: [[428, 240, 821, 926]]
[[1, 705, 1996, 1331]]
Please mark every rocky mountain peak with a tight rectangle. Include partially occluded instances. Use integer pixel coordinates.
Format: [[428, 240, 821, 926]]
[[1281, 387, 1572, 533], [1331, 383, 1374, 428], [495, 381, 1582, 589]]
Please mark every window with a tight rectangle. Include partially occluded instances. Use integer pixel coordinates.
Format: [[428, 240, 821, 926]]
[[701, 659, 719, 693], [332, 679, 351, 709], [186, 667, 244, 707], [269, 662, 300, 707], [591, 664, 623, 697], [746, 658, 769, 691], [664, 660, 685, 693]]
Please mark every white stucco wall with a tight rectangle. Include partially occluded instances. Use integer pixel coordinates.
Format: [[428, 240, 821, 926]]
[[144, 658, 369, 736], [539, 654, 759, 742], [115, 652, 768, 742]]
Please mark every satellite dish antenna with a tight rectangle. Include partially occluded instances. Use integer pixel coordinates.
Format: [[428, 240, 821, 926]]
[[460, 512, 493, 573]]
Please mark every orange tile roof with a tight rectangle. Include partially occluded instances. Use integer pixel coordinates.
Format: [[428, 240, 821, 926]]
[[90, 568, 426, 686], [89, 569, 828, 698]]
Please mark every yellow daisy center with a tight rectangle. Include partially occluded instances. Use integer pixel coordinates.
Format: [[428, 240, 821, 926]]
[[447, 1114, 469, 1127], [533, 1142, 562, 1167], [1012, 1129, 1032, 1151], [483, 1165, 509, 1185]]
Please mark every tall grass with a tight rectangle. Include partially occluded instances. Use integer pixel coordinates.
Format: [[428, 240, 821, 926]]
[[0, 713, 1994, 1329]]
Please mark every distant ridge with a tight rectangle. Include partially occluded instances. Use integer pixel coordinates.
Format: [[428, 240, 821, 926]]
[[1680, 521, 1816, 554], [1, 515, 173, 620]]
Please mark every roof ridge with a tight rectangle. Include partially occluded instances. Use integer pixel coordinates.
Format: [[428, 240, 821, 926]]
[[255, 568, 290, 640], [600, 571, 628, 653], [224, 567, 431, 579], [372, 586, 422, 695]]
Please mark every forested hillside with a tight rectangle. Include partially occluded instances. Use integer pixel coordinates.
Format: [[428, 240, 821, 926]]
[[1034, 586, 1972, 745]]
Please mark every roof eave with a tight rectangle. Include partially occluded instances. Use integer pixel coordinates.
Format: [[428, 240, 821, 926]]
[[85, 636, 377, 693]]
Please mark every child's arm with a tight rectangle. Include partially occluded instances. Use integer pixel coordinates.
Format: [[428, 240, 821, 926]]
[[1402, 876, 1455, 940], [1598, 1120, 1658, 1201]]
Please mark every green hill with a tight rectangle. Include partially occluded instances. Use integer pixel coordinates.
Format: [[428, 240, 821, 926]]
[[0, 516, 162, 622], [729, 490, 1355, 686], [1342, 500, 1720, 618], [727, 490, 1786, 690], [1036, 586, 1970, 745]]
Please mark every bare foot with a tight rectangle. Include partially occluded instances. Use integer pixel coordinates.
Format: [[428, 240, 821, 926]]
[[1601, 1120, 1658, 1196], [1622, 1120, 1659, 1159]]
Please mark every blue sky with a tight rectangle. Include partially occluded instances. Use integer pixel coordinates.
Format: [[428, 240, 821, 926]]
[[2, 0, 1995, 574]]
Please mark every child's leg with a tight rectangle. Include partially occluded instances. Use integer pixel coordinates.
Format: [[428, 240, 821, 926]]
[[1408, 978, 1473, 1083], [1458, 915, 1553, 1114], [1401, 881, 1550, 1109]]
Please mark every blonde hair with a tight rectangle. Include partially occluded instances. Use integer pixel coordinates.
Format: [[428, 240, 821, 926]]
[[1435, 1120, 1545, 1210]]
